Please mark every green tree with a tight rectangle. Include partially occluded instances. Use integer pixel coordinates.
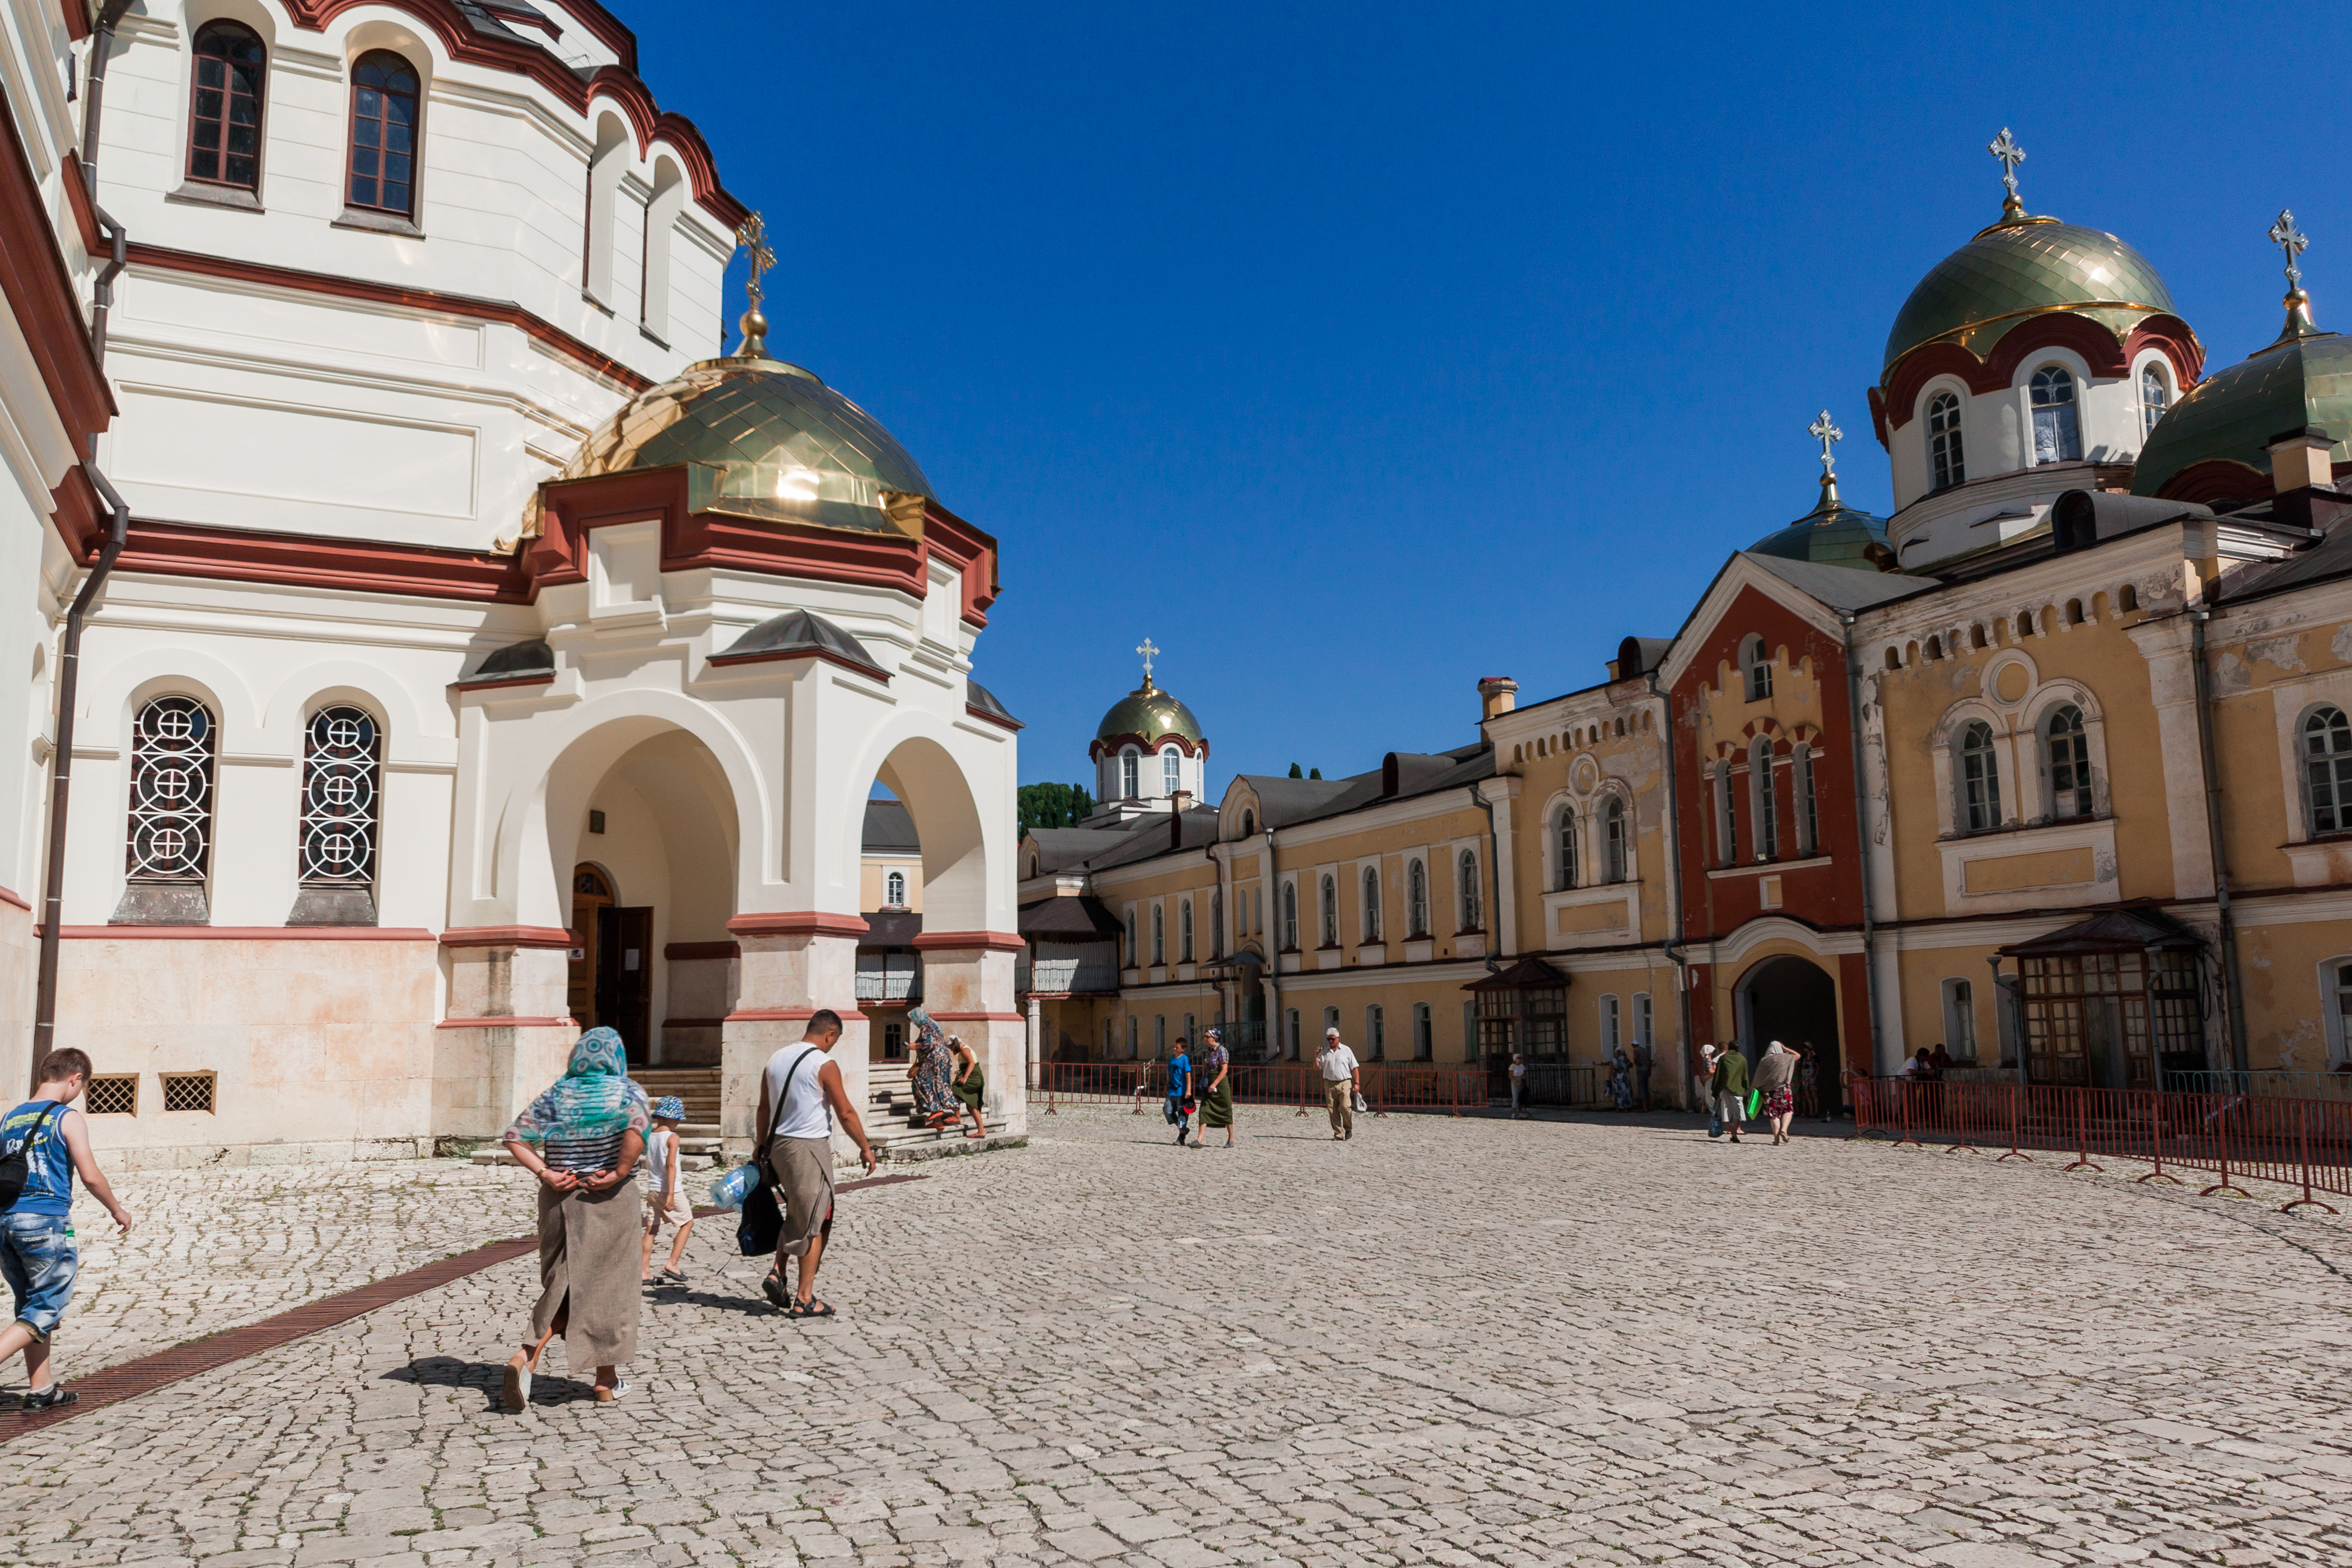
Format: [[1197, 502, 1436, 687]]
[[1288, 763, 1303, 778], [1018, 782, 1096, 837], [1309, 767, 1322, 779]]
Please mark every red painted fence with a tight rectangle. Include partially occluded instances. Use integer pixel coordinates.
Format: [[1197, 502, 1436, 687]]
[[1028, 1061, 1489, 1117], [1852, 1077, 2349, 1214]]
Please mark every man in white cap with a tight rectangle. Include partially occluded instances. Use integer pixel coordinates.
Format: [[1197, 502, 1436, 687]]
[[1315, 1027, 1360, 1140]]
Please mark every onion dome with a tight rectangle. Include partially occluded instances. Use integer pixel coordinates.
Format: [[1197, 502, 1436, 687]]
[[1884, 218, 2180, 375], [1749, 474, 1896, 572], [1091, 676, 1206, 754]]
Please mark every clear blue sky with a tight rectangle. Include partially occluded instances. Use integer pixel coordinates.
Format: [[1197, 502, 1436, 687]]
[[636, 2, 2346, 797]]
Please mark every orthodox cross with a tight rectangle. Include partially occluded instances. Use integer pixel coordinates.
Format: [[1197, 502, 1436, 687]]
[[1988, 128, 2026, 207], [736, 212, 775, 309], [1136, 637, 1160, 687], [2272, 209, 2308, 289], [1809, 410, 1842, 479]]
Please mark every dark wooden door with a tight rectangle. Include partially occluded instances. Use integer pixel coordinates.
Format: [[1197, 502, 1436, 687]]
[[567, 865, 614, 1030], [596, 906, 654, 1062]]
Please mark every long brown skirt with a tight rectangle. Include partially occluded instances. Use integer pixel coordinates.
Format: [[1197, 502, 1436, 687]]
[[531, 1177, 640, 1369]]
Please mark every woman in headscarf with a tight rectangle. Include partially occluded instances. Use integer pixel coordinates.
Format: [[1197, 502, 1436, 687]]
[[906, 1006, 960, 1128], [500, 1027, 648, 1409], [948, 1034, 988, 1140], [1194, 1027, 1234, 1147], [1607, 1047, 1636, 1110]]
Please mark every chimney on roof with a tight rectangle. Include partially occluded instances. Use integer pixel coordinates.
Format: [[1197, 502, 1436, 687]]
[[2269, 425, 2335, 494], [1170, 790, 1191, 850], [1478, 676, 1518, 722]]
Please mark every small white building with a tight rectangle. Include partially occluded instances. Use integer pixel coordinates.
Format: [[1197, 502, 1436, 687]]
[[1, 0, 1023, 1166]]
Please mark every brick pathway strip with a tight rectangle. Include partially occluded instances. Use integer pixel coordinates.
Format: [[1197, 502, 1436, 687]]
[[0, 1172, 925, 1444]]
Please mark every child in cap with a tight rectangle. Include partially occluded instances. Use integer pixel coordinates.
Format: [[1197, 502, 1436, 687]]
[[640, 1095, 696, 1285]]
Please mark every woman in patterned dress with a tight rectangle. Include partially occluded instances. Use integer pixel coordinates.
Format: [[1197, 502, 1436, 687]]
[[906, 1006, 960, 1127]]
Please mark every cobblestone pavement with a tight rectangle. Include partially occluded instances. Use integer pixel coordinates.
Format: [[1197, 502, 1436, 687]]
[[5, 1105, 2351, 1567]]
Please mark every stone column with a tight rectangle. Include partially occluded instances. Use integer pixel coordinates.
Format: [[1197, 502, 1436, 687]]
[[1026, 993, 1044, 1083], [914, 930, 1028, 1137], [722, 913, 869, 1165], [433, 927, 581, 1147]]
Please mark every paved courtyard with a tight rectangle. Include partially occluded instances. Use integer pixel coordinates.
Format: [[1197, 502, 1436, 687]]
[[3, 1104, 2350, 1567]]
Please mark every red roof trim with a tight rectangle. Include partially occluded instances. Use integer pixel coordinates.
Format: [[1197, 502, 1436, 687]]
[[0, 83, 114, 459], [440, 924, 578, 949], [911, 930, 1026, 953], [727, 911, 871, 940]]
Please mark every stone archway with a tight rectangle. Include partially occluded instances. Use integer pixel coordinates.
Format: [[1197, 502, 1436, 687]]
[[1735, 954, 1842, 1114]]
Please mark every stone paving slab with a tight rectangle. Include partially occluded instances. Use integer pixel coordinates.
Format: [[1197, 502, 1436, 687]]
[[3, 1107, 2350, 1566]]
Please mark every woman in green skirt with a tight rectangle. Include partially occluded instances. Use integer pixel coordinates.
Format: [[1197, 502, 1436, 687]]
[[1195, 1027, 1234, 1147], [949, 1035, 988, 1140]]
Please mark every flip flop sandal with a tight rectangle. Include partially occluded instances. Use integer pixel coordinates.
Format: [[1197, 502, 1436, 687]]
[[502, 1364, 531, 1412], [761, 1273, 788, 1310], [20, 1385, 76, 1413], [660, 1268, 687, 1284]]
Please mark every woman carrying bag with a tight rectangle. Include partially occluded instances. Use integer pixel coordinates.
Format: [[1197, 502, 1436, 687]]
[[500, 1027, 649, 1408]]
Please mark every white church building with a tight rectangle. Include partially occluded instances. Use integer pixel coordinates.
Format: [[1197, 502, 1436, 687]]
[[0, 0, 1023, 1165]]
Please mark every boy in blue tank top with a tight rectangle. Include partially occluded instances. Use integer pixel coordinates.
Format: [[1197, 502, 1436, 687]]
[[1, 1048, 134, 1412]]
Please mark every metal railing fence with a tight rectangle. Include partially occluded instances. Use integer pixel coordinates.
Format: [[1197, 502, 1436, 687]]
[[1027, 1061, 1489, 1117], [1852, 1077, 2349, 1213]]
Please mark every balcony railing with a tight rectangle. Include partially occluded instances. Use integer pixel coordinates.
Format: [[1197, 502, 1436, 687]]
[[1022, 955, 1120, 994], [855, 954, 919, 1003]]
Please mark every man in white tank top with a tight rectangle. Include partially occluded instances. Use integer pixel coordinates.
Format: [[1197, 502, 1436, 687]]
[[752, 1009, 877, 1318]]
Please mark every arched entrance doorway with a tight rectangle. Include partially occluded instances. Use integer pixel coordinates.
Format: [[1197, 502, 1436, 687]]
[[1735, 954, 1842, 1116], [564, 863, 652, 1057]]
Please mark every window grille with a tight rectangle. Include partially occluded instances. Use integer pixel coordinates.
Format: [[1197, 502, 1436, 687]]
[[2306, 707, 2352, 833], [2046, 704, 2092, 819], [85, 1075, 137, 1116], [300, 706, 381, 887], [188, 22, 265, 190], [2020, 950, 2202, 1087], [127, 697, 217, 882], [1960, 722, 2002, 833], [1928, 391, 1965, 489], [2029, 366, 2082, 463], [160, 1072, 216, 1114], [348, 52, 420, 216]]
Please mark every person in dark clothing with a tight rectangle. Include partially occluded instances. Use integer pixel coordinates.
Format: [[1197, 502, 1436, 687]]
[[1710, 1047, 1752, 1145]]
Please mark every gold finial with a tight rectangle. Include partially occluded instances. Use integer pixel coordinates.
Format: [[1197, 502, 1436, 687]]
[[1809, 409, 1844, 515], [2271, 209, 2320, 342], [734, 211, 776, 358], [1988, 128, 2027, 224]]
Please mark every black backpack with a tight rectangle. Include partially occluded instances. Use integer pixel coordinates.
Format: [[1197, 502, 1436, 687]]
[[0, 1104, 60, 1211]]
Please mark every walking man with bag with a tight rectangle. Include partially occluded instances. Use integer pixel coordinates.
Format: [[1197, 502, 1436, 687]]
[[752, 1010, 877, 1318], [1317, 1028, 1360, 1141]]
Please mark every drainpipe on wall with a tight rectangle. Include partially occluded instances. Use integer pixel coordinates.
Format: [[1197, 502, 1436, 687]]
[[1262, 825, 1283, 1060], [1648, 668, 1696, 1104], [30, 1, 136, 1094], [1837, 611, 1885, 1079], [2189, 608, 2250, 1072], [1471, 782, 1502, 961]]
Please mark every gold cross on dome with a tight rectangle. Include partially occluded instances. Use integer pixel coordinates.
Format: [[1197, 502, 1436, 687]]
[[1136, 637, 1160, 686], [736, 212, 776, 307], [1809, 410, 1842, 478], [1988, 128, 2026, 205], [2272, 209, 2309, 288]]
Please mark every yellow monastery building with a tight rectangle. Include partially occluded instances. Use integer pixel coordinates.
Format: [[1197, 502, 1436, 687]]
[[1018, 143, 2352, 1108]]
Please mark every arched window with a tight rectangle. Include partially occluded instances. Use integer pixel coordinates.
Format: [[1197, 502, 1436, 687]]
[[1751, 737, 1779, 861], [1361, 865, 1382, 942], [2140, 363, 2171, 436], [298, 705, 380, 895], [1741, 634, 1772, 701], [1927, 391, 1965, 490], [188, 22, 265, 192], [347, 52, 420, 217], [1240, 809, 1255, 837], [885, 869, 906, 906], [1555, 805, 1578, 890], [1151, 903, 1165, 965], [1281, 881, 1299, 949], [2046, 704, 2093, 820], [1602, 795, 1629, 883], [1407, 859, 1429, 936], [1209, 889, 1222, 956], [1715, 763, 1739, 864], [1121, 748, 1140, 798], [1179, 897, 1194, 961], [1319, 874, 1337, 946], [1412, 1001, 1432, 1061], [2118, 585, 2138, 613], [1124, 910, 1137, 966], [1458, 850, 1482, 931], [2029, 366, 2082, 464], [1163, 746, 1181, 795], [2306, 707, 2352, 834], [127, 697, 217, 885], [1959, 721, 2002, 833]]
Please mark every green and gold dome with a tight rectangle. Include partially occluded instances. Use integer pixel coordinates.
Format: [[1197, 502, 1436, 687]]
[[528, 351, 935, 539], [2134, 328, 2352, 501], [1092, 678, 1207, 755], [1883, 217, 2181, 376], [1749, 474, 1896, 572]]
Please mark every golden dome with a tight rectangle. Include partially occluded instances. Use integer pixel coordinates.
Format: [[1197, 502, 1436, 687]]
[[521, 353, 935, 542]]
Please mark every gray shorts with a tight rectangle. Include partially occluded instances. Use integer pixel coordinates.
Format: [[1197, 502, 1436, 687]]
[[764, 1135, 835, 1259]]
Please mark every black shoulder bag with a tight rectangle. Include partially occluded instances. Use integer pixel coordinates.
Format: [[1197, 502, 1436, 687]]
[[0, 1104, 60, 1211], [737, 1048, 819, 1256]]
